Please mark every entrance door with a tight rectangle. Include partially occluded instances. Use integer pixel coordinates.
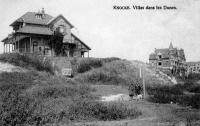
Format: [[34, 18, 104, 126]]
[[33, 41, 38, 53]]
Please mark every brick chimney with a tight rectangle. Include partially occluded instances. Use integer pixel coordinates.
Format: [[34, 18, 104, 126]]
[[41, 8, 45, 14]]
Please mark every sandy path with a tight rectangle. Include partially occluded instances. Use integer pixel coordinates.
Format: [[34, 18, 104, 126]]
[[0, 62, 26, 73]]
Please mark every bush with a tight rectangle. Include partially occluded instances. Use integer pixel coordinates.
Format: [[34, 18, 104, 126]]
[[147, 84, 200, 109], [71, 58, 103, 73], [0, 72, 34, 92], [0, 71, 97, 125], [147, 85, 183, 104], [71, 57, 121, 74], [0, 88, 38, 125], [31, 84, 94, 100], [75, 60, 138, 86], [68, 99, 141, 121], [0, 53, 54, 74], [187, 73, 200, 81], [187, 85, 200, 93], [101, 57, 121, 63]]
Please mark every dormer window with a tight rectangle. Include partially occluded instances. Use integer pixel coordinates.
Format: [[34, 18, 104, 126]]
[[157, 53, 162, 59], [35, 8, 45, 19], [36, 14, 42, 19]]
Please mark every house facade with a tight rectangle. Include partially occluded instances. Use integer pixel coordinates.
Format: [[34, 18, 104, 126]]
[[1, 9, 91, 57], [186, 62, 200, 74], [149, 43, 186, 75]]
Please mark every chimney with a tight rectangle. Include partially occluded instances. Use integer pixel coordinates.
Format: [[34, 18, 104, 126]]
[[41, 8, 45, 14]]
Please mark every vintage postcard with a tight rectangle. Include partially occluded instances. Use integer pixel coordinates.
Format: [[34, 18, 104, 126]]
[[0, 0, 199, 125]]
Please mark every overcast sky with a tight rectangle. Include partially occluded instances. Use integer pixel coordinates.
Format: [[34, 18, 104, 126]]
[[0, 0, 199, 62]]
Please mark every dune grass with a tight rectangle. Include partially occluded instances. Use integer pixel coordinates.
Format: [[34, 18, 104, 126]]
[[0, 53, 54, 74], [0, 70, 141, 125]]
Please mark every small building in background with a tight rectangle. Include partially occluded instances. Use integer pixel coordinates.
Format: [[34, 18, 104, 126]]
[[149, 42, 186, 75], [186, 62, 200, 74], [1, 8, 91, 57]]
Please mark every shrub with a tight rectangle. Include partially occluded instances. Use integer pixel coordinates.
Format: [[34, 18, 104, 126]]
[[68, 99, 141, 121], [187, 85, 200, 93], [32, 84, 94, 100], [147, 85, 183, 103], [75, 60, 139, 86], [177, 95, 200, 109], [0, 88, 38, 125], [71, 58, 103, 73], [187, 73, 200, 81], [70, 57, 121, 74], [0, 53, 54, 74], [147, 84, 200, 109], [101, 57, 120, 63], [0, 72, 34, 92]]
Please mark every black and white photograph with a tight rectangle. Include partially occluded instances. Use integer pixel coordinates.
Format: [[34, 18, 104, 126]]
[[0, 0, 200, 125]]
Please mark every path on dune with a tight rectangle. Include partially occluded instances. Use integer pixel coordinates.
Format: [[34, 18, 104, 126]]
[[0, 62, 26, 73]]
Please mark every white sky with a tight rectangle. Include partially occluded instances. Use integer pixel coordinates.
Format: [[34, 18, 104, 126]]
[[0, 0, 200, 62]]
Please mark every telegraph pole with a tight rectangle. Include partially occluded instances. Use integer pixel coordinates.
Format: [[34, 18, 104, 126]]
[[142, 66, 146, 98], [140, 66, 146, 98]]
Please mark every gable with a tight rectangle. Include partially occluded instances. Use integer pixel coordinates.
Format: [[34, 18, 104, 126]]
[[48, 15, 73, 28], [49, 15, 74, 43]]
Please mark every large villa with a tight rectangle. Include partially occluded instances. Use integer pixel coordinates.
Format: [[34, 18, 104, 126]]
[[1, 8, 91, 57]]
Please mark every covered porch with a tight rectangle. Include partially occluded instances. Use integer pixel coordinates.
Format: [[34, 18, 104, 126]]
[[2, 34, 52, 56]]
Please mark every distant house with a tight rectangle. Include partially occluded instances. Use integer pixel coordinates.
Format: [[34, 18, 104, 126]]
[[1, 8, 91, 57], [149, 43, 186, 75], [186, 62, 200, 74]]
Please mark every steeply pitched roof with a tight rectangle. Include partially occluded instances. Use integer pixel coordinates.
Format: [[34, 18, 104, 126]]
[[155, 48, 170, 59], [1, 37, 8, 42], [71, 33, 91, 50], [47, 14, 74, 28], [149, 53, 156, 60], [16, 25, 53, 35], [10, 12, 53, 26], [169, 42, 173, 50]]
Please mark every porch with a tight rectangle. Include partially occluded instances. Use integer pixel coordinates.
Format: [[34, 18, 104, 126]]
[[3, 34, 52, 56], [2, 34, 90, 57]]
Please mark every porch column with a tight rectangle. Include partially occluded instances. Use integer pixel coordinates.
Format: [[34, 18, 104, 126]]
[[51, 39, 53, 56], [12, 44, 14, 51], [8, 43, 10, 53], [25, 41, 27, 53], [5, 44, 7, 53], [42, 38, 45, 55], [30, 37, 32, 53], [18, 40, 19, 52], [3, 43, 5, 53], [88, 51, 89, 58], [14, 41, 16, 51]]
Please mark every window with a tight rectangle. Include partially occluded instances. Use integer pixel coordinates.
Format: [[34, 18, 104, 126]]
[[36, 14, 42, 19], [158, 55, 162, 59], [158, 62, 162, 66], [58, 25, 65, 34]]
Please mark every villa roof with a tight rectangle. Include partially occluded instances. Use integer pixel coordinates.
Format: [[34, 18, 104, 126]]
[[149, 53, 156, 60], [155, 48, 170, 59], [71, 33, 91, 50], [10, 12, 53, 26]]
